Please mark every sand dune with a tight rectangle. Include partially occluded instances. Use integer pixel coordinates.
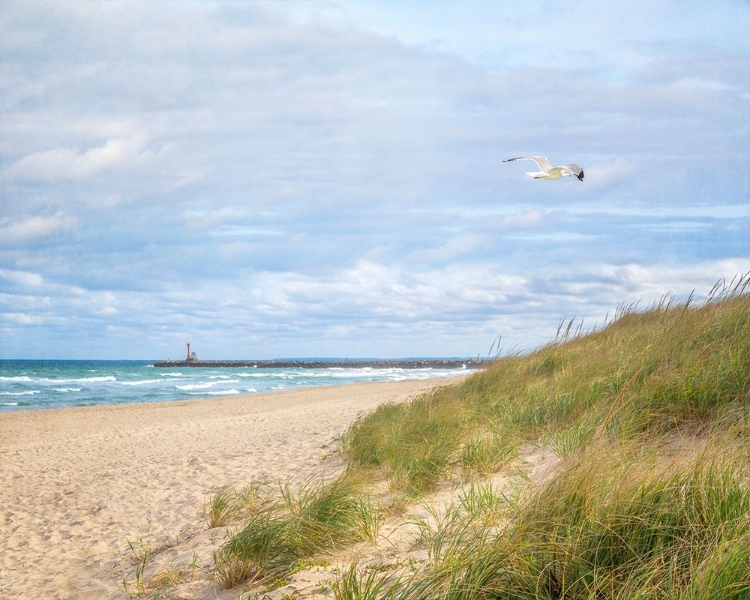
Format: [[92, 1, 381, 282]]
[[0, 378, 459, 600]]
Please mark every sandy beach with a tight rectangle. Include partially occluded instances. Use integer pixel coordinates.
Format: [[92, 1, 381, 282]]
[[0, 377, 460, 600]]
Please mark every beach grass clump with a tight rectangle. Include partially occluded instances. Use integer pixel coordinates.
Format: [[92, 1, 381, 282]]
[[410, 492, 498, 570], [236, 480, 273, 516], [333, 564, 398, 600], [544, 422, 596, 462], [281, 474, 381, 552], [214, 474, 381, 589], [204, 485, 242, 529], [456, 480, 506, 526], [205, 480, 277, 531], [214, 507, 293, 588], [458, 430, 516, 477]]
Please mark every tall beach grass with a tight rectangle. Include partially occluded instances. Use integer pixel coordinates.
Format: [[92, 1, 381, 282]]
[[333, 275, 750, 599]]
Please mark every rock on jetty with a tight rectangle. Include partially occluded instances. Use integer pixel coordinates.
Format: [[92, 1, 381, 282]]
[[152, 358, 489, 369]]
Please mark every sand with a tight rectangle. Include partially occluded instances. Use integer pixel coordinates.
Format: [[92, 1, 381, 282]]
[[0, 377, 461, 600]]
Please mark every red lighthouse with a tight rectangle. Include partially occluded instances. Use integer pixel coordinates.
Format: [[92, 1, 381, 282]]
[[187, 342, 191, 362]]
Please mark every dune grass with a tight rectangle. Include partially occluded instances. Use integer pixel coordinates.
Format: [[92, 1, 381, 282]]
[[204, 275, 750, 598], [341, 276, 750, 495], [212, 474, 382, 588], [204, 485, 242, 529], [332, 275, 750, 599], [368, 437, 750, 600]]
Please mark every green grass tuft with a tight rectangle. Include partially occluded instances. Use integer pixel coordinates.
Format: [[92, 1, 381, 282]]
[[213, 474, 381, 589]]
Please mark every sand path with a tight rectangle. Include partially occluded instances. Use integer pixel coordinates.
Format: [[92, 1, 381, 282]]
[[0, 377, 459, 600]]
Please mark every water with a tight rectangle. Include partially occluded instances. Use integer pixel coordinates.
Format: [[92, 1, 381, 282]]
[[0, 360, 472, 412]]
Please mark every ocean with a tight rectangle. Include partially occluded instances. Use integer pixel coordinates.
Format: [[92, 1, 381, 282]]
[[0, 360, 472, 412]]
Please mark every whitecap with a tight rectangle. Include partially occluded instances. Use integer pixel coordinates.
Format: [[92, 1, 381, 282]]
[[176, 382, 214, 391], [40, 376, 117, 384], [54, 387, 83, 393], [176, 380, 231, 391], [0, 390, 40, 396], [189, 389, 240, 396], [120, 379, 162, 386], [0, 376, 33, 382]]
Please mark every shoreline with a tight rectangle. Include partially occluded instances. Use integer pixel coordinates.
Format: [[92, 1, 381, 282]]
[[0, 376, 465, 600]]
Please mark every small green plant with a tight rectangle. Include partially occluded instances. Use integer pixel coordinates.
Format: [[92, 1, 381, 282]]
[[123, 539, 151, 597], [356, 496, 383, 543], [333, 563, 397, 600], [205, 485, 242, 528], [457, 480, 505, 525], [237, 480, 271, 516], [122, 541, 199, 598]]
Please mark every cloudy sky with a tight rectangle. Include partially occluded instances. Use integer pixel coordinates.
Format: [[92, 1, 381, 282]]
[[1, 0, 749, 360]]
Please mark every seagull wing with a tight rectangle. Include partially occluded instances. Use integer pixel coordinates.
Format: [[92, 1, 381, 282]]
[[561, 164, 584, 181], [503, 156, 553, 172]]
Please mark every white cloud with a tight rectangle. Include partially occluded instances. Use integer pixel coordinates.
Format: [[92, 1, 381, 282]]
[[499, 209, 544, 229], [0, 268, 45, 287], [5, 133, 160, 181], [0, 213, 76, 243], [2, 313, 45, 325]]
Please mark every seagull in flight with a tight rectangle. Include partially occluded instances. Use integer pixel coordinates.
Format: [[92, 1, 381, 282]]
[[503, 156, 584, 181]]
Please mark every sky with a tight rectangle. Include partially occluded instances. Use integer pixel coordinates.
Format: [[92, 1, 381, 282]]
[[1, 0, 749, 360]]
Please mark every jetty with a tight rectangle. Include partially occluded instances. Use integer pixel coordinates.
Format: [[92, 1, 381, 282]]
[[152, 358, 489, 369]]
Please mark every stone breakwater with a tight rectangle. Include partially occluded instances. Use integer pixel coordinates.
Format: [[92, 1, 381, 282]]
[[152, 359, 489, 369]]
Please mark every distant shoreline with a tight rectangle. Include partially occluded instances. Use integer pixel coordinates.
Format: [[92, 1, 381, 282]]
[[152, 358, 490, 369]]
